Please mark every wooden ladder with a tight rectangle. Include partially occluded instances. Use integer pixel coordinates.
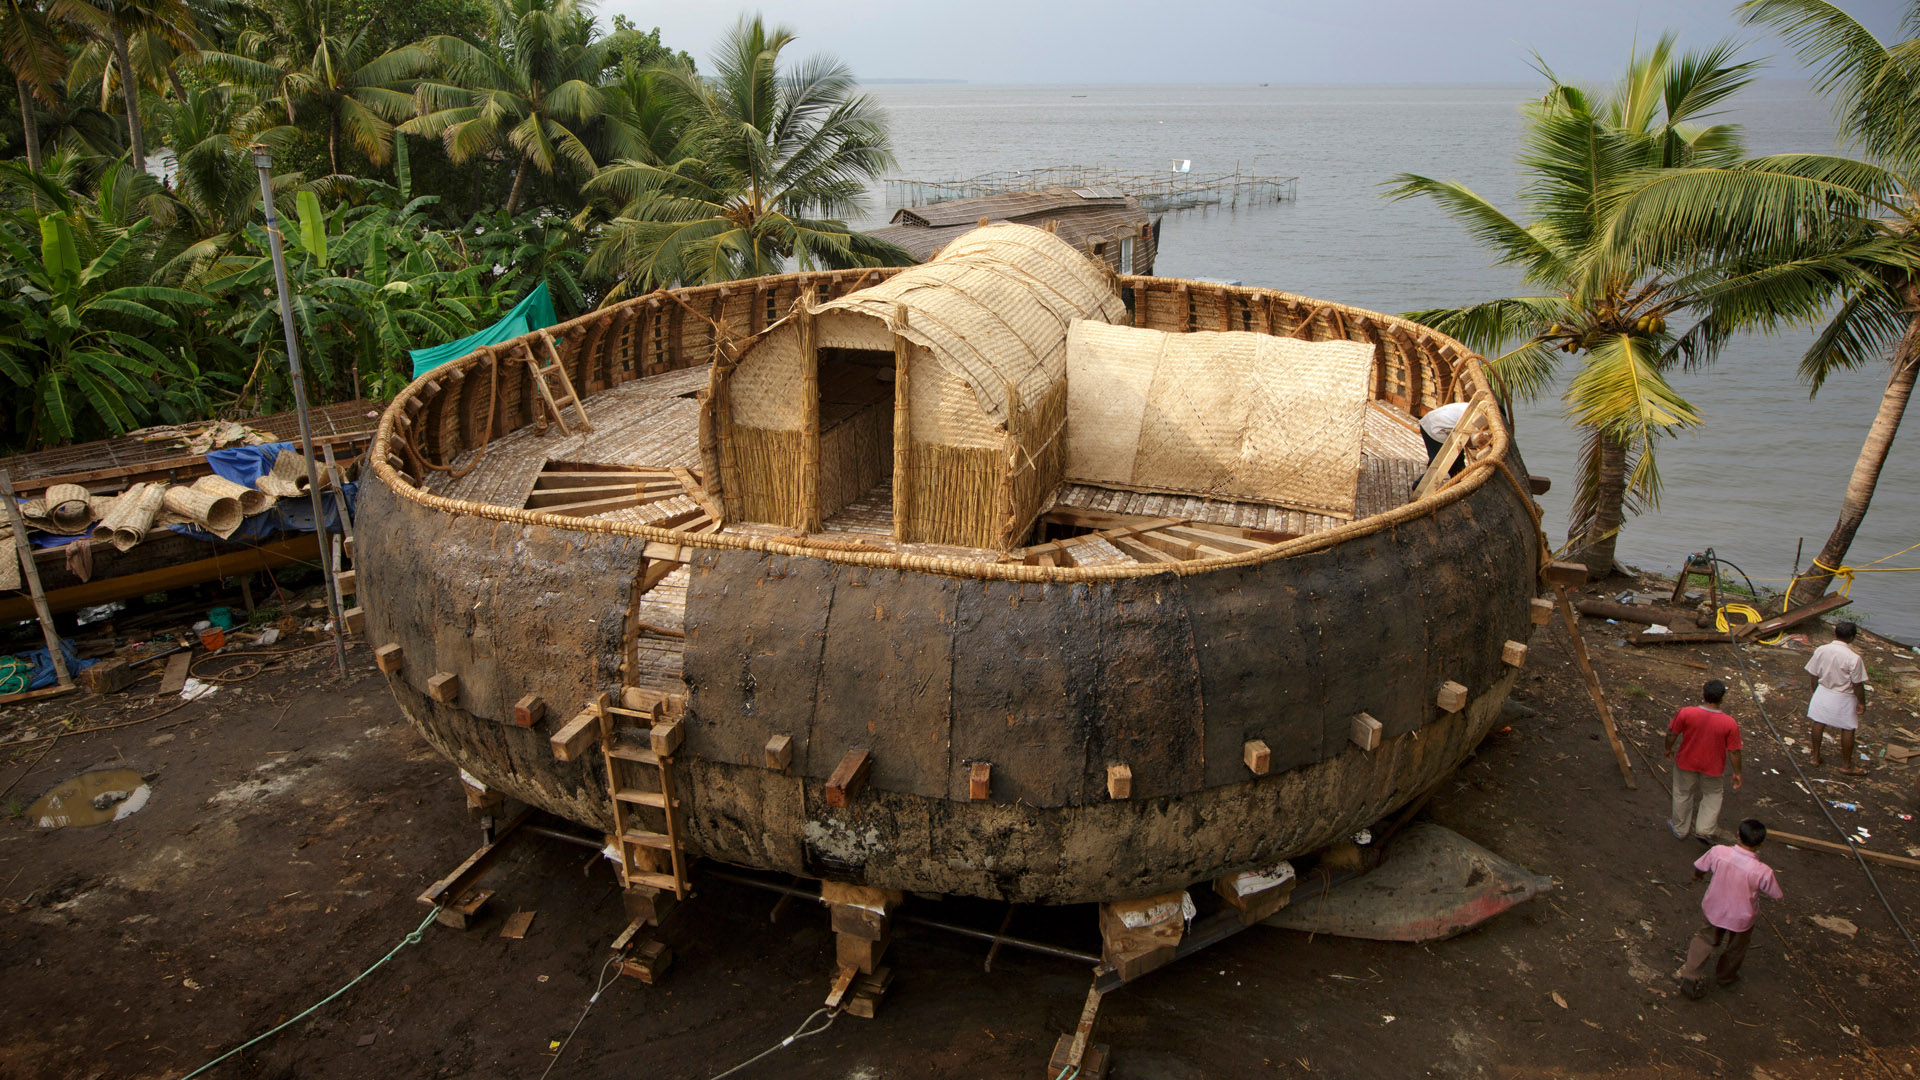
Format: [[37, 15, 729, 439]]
[[598, 698, 690, 899], [525, 329, 593, 436]]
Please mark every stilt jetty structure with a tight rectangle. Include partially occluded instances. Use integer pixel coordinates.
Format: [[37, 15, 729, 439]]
[[883, 165, 1296, 213]]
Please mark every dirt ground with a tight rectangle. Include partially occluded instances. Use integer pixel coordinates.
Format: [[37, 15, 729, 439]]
[[2, 572, 1919, 1080]]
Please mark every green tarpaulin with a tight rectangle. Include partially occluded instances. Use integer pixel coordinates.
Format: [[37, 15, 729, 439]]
[[408, 282, 560, 377]]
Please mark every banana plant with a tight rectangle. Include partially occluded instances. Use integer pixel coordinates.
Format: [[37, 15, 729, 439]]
[[0, 213, 215, 447]]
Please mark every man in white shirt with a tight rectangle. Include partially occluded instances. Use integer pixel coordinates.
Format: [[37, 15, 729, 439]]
[[1805, 621, 1871, 775], [1419, 401, 1472, 478]]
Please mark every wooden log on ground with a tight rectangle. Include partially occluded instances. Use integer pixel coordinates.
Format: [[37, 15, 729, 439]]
[[1574, 599, 1699, 627], [1770, 830, 1920, 872]]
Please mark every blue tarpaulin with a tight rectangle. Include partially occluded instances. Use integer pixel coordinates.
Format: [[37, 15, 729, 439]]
[[3, 638, 94, 692], [408, 282, 559, 378]]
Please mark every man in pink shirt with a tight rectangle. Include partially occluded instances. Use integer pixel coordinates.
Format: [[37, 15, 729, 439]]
[[1679, 818, 1783, 999], [1664, 680, 1742, 843]]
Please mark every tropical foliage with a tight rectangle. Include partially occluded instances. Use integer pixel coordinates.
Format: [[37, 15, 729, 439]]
[[0, 3, 908, 452], [1600, 0, 1920, 599], [1388, 34, 1763, 572]]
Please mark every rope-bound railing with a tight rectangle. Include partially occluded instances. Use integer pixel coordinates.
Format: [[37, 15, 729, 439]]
[[370, 271, 1534, 584]]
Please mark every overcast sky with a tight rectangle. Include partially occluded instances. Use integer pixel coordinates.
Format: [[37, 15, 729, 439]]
[[600, 1, 1903, 84]]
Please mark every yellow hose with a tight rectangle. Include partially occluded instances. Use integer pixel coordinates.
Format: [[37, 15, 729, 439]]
[[1716, 602, 1784, 646]]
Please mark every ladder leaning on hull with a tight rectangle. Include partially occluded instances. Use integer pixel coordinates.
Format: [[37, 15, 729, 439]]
[[549, 691, 691, 899], [524, 328, 593, 436]]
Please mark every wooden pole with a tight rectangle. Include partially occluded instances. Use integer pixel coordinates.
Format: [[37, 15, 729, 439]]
[[891, 302, 913, 543], [797, 290, 820, 533], [0, 467, 71, 688], [1769, 830, 1920, 872], [1556, 583, 1635, 788]]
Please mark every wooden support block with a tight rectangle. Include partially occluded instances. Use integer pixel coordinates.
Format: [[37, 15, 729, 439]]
[[825, 964, 860, 1009], [434, 888, 493, 930], [1526, 474, 1552, 495], [1098, 892, 1184, 980], [1543, 560, 1589, 587], [831, 902, 891, 941], [825, 748, 872, 808], [621, 884, 677, 927], [1529, 598, 1556, 626], [427, 672, 460, 703], [513, 694, 545, 728], [341, 605, 365, 634], [618, 939, 672, 984], [81, 657, 141, 695], [1049, 1036, 1112, 1080], [1350, 712, 1382, 751], [1502, 640, 1529, 668], [649, 719, 683, 758], [842, 966, 894, 1019], [335, 568, 357, 596], [1213, 865, 1296, 924], [765, 733, 793, 771], [374, 643, 405, 673], [835, 925, 891, 974], [1106, 764, 1132, 800], [549, 711, 598, 762], [969, 761, 992, 800], [342, 535, 354, 560], [1436, 681, 1468, 713], [158, 651, 191, 696], [1242, 740, 1271, 776]]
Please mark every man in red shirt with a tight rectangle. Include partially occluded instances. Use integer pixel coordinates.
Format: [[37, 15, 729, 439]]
[[1665, 680, 1743, 843]]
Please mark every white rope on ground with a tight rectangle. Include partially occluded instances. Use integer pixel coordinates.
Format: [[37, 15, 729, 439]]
[[178, 906, 441, 1078], [702, 1007, 840, 1080], [535, 953, 625, 1080]]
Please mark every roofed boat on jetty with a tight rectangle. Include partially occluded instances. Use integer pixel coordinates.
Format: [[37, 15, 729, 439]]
[[357, 224, 1547, 908]]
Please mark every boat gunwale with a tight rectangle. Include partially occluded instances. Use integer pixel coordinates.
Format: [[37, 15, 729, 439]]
[[369, 270, 1539, 583]]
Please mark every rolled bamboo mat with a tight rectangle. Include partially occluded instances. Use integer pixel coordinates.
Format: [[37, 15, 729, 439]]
[[95, 482, 166, 551], [255, 449, 313, 498], [192, 474, 269, 517], [44, 483, 94, 534], [0, 526, 17, 591], [162, 484, 242, 538]]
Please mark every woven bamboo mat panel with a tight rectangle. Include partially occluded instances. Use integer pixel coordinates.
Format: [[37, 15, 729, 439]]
[[631, 565, 688, 692], [815, 224, 1126, 430], [598, 493, 701, 529], [1363, 400, 1425, 462], [821, 481, 895, 538], [427, 368, 707, 506], [1061, 534, 1131, 567], [1355, 456, 1423, 519], [1055, 483, 1343, 535], [1065, 321, 1372, 516]]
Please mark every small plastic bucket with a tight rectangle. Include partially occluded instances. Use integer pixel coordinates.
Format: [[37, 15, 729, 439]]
[[199, 626, 226, 652], [208, 607, 237, 630]]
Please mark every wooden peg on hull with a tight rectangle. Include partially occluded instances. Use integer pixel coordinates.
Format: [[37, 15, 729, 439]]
[[1106, 764, 1132, 800], [826, 749, 872, 808]]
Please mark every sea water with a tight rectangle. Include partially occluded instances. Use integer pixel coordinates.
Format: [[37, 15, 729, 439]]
[[857, 82, 1920, 642]]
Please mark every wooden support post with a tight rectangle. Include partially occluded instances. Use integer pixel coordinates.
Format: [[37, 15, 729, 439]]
[[891, 302, 913, 543], [1502, 640, 1529, 667], [513, 694, 545, 728], [0, 467, 71, 689], [1350, 712, 1383, 751], [427, 672, 459, 703], [797, 290, 820, 533], [1242, 740, 1271, 776], [549, 711, 598, 762], [822, 881, 901, 988], [374, 643, 405, 673], [969, 761, 992, 800], [825, 748, 872, 808], [1555, 583, 1636, 789], [765, 733, 793, 771], [1436, 681, 1468, 713], [1106, 764, 1132, 800], [1530, 598, 1556, 626]]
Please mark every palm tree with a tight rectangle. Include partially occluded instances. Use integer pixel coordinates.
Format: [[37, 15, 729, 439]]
[[197, 0, 428, 174], [1600, 1, 1920, 601], [1, 0, 67, 170], [1386, 35, 1759, 574], [402, 0, 631, 215], [52, 0, 200, 173], [582, 15, 909, 296]]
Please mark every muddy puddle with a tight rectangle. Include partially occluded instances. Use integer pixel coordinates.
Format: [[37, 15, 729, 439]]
[[27, 768, 151, 828]]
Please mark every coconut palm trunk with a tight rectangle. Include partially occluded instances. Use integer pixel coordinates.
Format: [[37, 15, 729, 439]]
[[18, 90, 40, 171], [108, 18, 144, 171], [1573, 430, 1631, 575], [1791, 307, 1920, 602], [328, 109, 340, 174], [504, 153, 529, 215]]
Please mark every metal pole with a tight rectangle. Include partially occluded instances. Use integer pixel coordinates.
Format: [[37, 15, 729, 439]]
[[251, 147, 348, 678], [0, 468, 71, 689]]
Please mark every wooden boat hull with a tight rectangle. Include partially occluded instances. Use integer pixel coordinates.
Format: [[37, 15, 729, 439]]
[[358, 454, 1536, 904], [357, 267, 1545, 905]]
